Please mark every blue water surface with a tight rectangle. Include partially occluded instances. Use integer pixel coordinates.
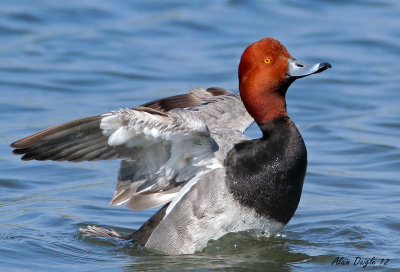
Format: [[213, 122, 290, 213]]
[[1, 0, 399, 271]]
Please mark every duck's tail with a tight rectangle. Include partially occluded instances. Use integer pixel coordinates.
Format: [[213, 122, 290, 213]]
[[80, 203, 169, 245], [80, 225, 125, 239]]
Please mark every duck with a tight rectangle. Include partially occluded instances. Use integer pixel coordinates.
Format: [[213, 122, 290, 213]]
[[10, 37, 331, 255]]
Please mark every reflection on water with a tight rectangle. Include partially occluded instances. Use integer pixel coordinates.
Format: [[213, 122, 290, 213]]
[[1, 0, 400, 271]]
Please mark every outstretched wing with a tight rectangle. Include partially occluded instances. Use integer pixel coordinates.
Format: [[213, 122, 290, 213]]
[[11, 107, 221, 210], [11, 87, 253, 211]]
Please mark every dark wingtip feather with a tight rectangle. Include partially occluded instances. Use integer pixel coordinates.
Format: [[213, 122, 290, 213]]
[[21, 154, 34, 161], [10, 139, 31, 149], [12, 148, 27, 155], [10, 134, 46, 149], [11, 115, 103, 161]]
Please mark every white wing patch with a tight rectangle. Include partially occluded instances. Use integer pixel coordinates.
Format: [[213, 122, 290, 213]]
[[100, 108, 221, 211]]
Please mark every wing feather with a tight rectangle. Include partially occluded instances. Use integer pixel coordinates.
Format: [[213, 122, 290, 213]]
[[11, 87, 252, 211], [12, 105, 220, 210]]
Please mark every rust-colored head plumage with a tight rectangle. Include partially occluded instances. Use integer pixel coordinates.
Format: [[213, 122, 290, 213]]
[[239, 37, 293, 86], [238, 37, 330, 124], [238, 37, 294, 123]]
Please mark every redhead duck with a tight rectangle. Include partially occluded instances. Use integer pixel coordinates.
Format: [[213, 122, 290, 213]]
[[11, 37, 331, 254]]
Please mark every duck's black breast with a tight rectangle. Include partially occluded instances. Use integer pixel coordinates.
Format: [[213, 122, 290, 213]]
[[224, 116, 307, 224]]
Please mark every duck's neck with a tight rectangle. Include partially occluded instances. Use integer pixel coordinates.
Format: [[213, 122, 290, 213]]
[[239, 75, 291, 125]]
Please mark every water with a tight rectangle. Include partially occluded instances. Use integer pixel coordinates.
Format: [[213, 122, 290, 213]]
[[1, 0, 399, 271]]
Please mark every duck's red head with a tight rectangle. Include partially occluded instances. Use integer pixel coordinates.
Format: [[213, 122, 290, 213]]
[[238, 37, 331, 124]]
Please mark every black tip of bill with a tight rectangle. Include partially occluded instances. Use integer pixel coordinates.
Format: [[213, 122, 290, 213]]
[[317, 62, 332, 73]]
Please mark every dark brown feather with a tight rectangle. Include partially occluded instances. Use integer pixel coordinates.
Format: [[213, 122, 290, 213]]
[[10, 116, 102, 149], [205, 87, 231, 96], [142, 87, 230, 112]]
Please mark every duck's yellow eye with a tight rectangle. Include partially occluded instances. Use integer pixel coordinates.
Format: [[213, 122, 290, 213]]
[[264, 58, 271, 64]]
